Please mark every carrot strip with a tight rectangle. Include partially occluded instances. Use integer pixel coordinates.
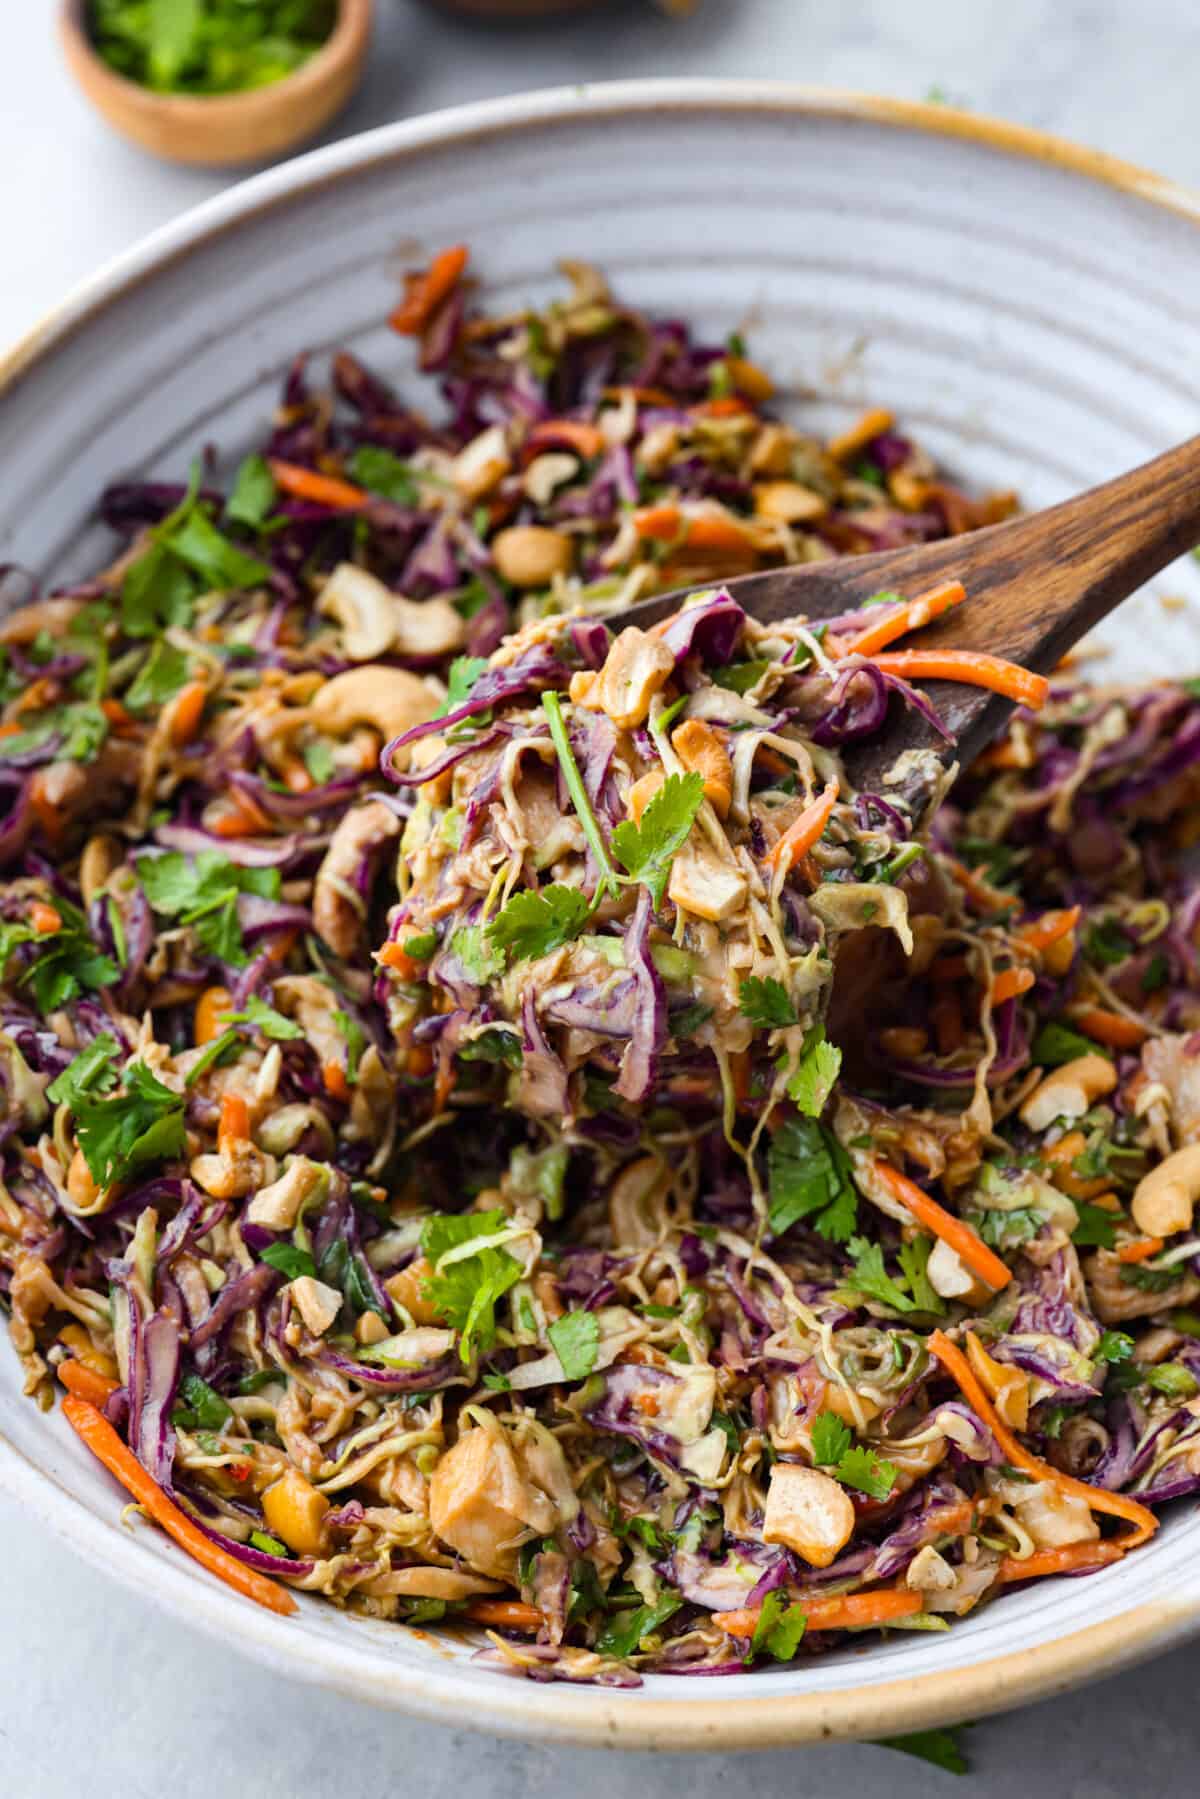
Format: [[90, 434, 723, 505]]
[[990, 966, 1037, 1006], [633, 503, 682, 543], [874, 1160, 1012, 1291], [997, 1542, 1125, 1583], [194, 985, 233, 1048], [766, 781, 839, 876], [1018, 905, 1081, 955], [867, 650, 1049, 712], [1071, 1005, 1149, 1049], [680, 514, 755, 552], [208, 793, 272, 839], [101, 698, 139, 738], [1116, 1237, 1164, 1264], [29, 901, 62, 935], [218, 1092, 250, 1152], [465, 1599, 543, 1630], [691, 395, 754, 419], [169, 681, 209, 748], [719, 1586, 924, 1640], [433, 1060, 457, 1116], [942, 856, 1018, 915], [527, 419, 606, 460], [267, 458, 368, 513], [379, 941, 421, 978], [389, 245, 469, 336], [61, 1394, 295, 1616], [929, 1330, 1158, 1546], [840, 581, 966, 659], [58, 1358, 119, 1405], [322, 1061, 351, 1103]]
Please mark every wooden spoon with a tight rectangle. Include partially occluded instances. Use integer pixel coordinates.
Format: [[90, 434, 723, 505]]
[[620, 435, 1200, 812]]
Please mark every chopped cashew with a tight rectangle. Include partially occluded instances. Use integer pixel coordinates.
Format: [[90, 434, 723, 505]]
[[572, 627, 674, 729], [390, 594, 466, 660], [762, 1463, 856, 1568], [1131, 1143, 1200, 1238], [384, 1258, 443, 1325], [310, 665, 441, 755], [244, 1156, 328, 1230], [1013, 1480, 1099, 1550], [523, 453, 578, 506], [491, 525, 573, 588], [906, 1544, 958, 1592], [319, 563, 403, 661], [453, 424, 510, 499], [1019, 1054, 1117, 1133], [79, 834, 123, 906], [262, 1467, 330, 1556], [289, 1275, 343, 1336], [671, 718, 732, 818], [752, 481, 829, 524], [668, 838, 748, 922], [927, 1237, 993, 1307]]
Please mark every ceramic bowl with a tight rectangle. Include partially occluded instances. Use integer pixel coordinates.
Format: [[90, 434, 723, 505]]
[[3, 81, 1200, 1749], [58, 0, 373, 168]]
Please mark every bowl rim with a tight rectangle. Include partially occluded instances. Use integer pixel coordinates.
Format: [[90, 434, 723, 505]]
[[3, 77, 1200, 1748], [58, 0, 372, 121]]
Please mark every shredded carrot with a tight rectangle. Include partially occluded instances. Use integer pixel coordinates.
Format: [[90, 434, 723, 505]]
[[719, 1586, 924, 1640], [169, 681, 209, 748], [929, 1330, 1158, 1546], [58, 1358, 119, 1406], [1070, 1005, 1149, 1049], [527, 419, 606, 460], [874, 1160, 1012, 1291], [322, 1061, 351, 1103], [766, 781, 839, 876], [840, 581, 966, 659], [465, 1599, 543, 1630], [997, 1542, 1125, 1584], [632, 503, 682, 542], [990, 966, 1037, 1007], [1115, 1236, 1164, 1264], [28, 901, 62, 935], [943, 856, 1018, 915], [218, 1092, 250, 1153], [279, 754, 314, 795], [867, 650, 1049, 712], [267, 458, 368, 512], [208, 792, 272, 839], [389, 245, 469, 336], [194, 985, 233, 1048], [61, 1394, 296, 1615], [691, 395, 754, 419], [974, 735, 1032, 772], [679, 514, 755, 552], [1018, 905, 1081, 955], [379, 941, 421, 978]]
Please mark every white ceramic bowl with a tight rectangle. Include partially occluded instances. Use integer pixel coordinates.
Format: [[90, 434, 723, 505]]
[[4, 80, 1200, 1750]]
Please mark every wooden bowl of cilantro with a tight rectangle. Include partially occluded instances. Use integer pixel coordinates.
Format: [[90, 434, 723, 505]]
[[60, 0, 373, 167]]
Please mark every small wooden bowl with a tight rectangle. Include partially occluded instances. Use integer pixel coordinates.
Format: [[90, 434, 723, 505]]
[[59, 0, 373, 168]]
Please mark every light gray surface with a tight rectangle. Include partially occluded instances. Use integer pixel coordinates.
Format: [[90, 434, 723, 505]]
[[6, 0, 1200, 1789]]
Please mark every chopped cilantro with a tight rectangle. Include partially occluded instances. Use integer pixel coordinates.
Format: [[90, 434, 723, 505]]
[[260, 1241, 317, 1280], [346, 446, 420, 506], [784, 1025, 842, 1117], [611, 771, 705, 910], [738, 976, 796, 1028], [124, 640, 192, 712], [810, 1409, 898, 1500], [1094, 1330, 1134, 1365], [767, 1116, 858, 1242], [896, 1233, 945, 1313], [876, 1727, 968, 1775], [486, 884, 592, 963], [436, 655, 489, 719], [302, 739, 336, 785], [221, 994, 304, 1040], [1071, 1203, 1117, 1250], [47, 1034, 120, 1106], [547, 1310, 600, 1381], [71, 1061, 186, 1188], [1032, 1021, 1109, 1067], [173, 1371, 233, 1432], [750, 1589, 807, 1662], [843, 1235, 916, 1313], [420, 1210, 522, 1362], [594, 1590, 682, 1659], [225, 455, 277, 529]]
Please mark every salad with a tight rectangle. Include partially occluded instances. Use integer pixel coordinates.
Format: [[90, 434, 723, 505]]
[[2, 248, 1194, 1684]]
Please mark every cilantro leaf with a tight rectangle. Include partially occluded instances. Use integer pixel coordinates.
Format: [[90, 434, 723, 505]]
[[222, 995, 304, 1040], [159, 507, 270, 592], [419, 1210, 522, 1362], [486, 885, 592, 963], [835, 1443, 898, 1500], [547, 1310, 600, 1382], [611, 771, 705, 909], [136, 850, 277, 967], [1145, 1362, 1199, 1399], [121, 542, 198, 638], [767, 1117, 858, 1242], [0, 902, 118, 1012], [1084, 917, 1131, 968], [225, 454, 277, 529], [436, 656, 489, 719], [1071, 1202, 1117, 1250], [1032, 1021, 1109, 1067], [1094, 1329, 1134, 1365], [594, 1590, 682, 1659], [173, 1371, 233, 1432], [896, 1234, 945, 1314], [738, 976, 796, 1028], [712, 659, 769, 695], [47, 1035, 120, 1107], [810, 1411, 852, 1466], [0, 702, 109, 766], [124, 640, 191, 712], [260, 1241, 317, 1280], [750, 1589, 807, 1662], [876, 1727, 968, 1776], [448, 924, 504, 987], [347, 446, 420, 506], [784, 1025, 842, 1117], [71, 1061, 186, 1188], [459, 1028, 522, 1069], [843, 1235, 917, 1313], [1120, 1261, 1181, 1293], [402, 931, 438, 962]]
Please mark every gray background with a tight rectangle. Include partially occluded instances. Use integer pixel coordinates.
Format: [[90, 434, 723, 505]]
[[4, 1, 1200, 1790]]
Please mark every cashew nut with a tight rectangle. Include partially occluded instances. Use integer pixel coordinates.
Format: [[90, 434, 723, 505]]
[[571, 626, 674, 730], [668, 837, 747, 923], [79, 833, 124, 907], [523, 453, 578, 506], [752, 481, 829, 524], [762, 1463, 856, 1568], [453, 424, 510, 499], [289, 1275, 342, 1336], [244, 1156, 328, 1230], [1132, 1143, 1200, 1238], [319, 563, 402, 661], [927, 1236, 993, 1308], [309, 665, 441, 761], [391, 595, 466, 660], [1019, 1054, 1117, 1133], [491, 525, 573, 589]]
